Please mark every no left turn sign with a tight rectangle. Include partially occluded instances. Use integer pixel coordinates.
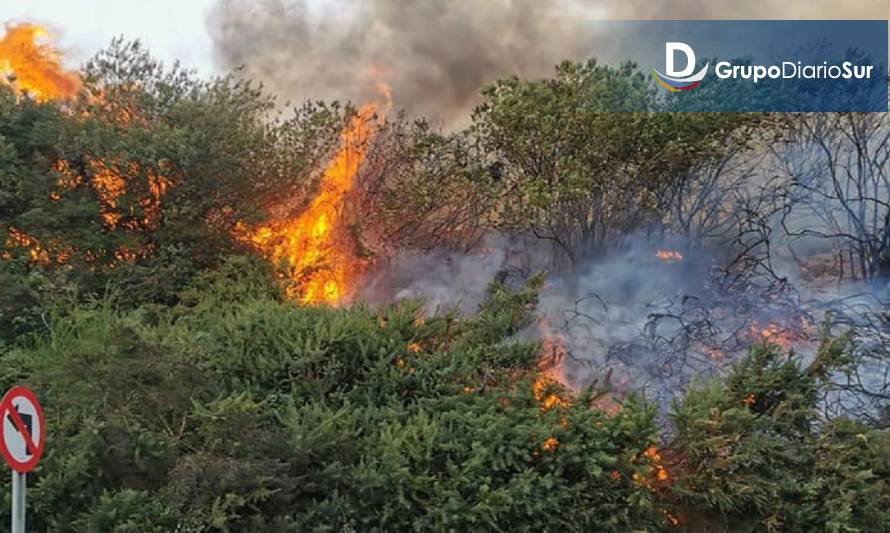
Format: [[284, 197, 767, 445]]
[[0, 386, 45, 473]]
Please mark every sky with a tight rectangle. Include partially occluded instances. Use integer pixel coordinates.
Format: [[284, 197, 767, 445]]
[[0, 0, 219, 75], [3, 0, 888, 81]]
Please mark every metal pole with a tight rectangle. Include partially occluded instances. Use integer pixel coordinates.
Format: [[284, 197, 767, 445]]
[[11, 471, 25, 533]]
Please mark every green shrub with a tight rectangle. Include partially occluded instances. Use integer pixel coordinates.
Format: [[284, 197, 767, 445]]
[[0, 268, 663, 531], [669, 345, 890, 532]]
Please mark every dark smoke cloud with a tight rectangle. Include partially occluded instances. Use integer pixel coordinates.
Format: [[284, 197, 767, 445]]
[[206, 0, 590, 125], [207, 0, 887, 124]]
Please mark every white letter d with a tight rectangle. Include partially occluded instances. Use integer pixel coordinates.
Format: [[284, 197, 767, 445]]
[[666, 42, 696, 77]]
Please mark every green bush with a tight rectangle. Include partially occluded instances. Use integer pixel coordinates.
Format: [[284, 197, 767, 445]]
[[0, 263, 664, 531], [669, 345, 890, 532]]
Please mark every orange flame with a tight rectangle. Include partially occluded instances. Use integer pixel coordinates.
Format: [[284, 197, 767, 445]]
[[4, 226, 73, 265], [758, 323, 790, 348], [655, 250, 684, 262], [0, 23, 80, 101], [533, 374, 570, 411], [542, 437, 559, 452], [534, 318, 572, 411], [749, 320, 811, 351], [249, 104, 379, 305], [88, 159, 127, 228], [5, 227, 49, 264], [54, 158, 170, 231], [633, 445, 672, 488]]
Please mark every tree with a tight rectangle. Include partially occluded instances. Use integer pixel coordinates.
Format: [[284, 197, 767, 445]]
[[353, 113, 495, 254], [1, 40, 349, 317], [772, 111, 890, 280], [471, 60, 760, 266]]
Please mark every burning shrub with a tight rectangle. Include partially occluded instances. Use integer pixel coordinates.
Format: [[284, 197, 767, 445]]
[[668, 343, 890, 532], [0, 23, 887, 533], [1, 38, 349, 315]]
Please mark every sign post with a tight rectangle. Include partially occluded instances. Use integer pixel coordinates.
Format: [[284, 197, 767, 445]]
[[11, 470, 24, 533], [0, 386, 45, 533]]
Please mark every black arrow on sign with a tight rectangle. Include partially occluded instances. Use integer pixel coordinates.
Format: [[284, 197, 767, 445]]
[[6, 404, 34, 457]]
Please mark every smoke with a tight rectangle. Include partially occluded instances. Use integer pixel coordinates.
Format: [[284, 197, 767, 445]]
[[536, 240, 716, 392], [207, 0, 888, 125], [359, 231, 890, 411], [207, 0, 889, 414], [357, 235, 512, 315], [359, 235, 762, 402], [207, 0, 591, 126]]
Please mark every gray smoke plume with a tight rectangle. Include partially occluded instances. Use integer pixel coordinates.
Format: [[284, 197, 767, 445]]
[[358, 244, 508, 316], [207, 0, 888, 125], [361, 230, 888, 415], [206, 0, 591, 125]]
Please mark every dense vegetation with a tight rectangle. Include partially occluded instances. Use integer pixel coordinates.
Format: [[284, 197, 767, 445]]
[[0, 42, 888, 531]]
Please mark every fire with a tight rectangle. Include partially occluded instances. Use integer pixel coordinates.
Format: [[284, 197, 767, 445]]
[[534, 318, 572, 411], [54, 158, 170, 231], [533, 374, 570, 411], [542, 437, 559, 452], [749, 320, 811, 351], [643, 446, 670, 482], [249, 104, 380, 305], [655, 250, 684, 262], [5, 227, 49, 264], [4, 226, 74, 265], [633, 445, 672, 488], [0, 23, 80, 101], [5, 157, 170, 268], [760, 325, 789, 348], [706, 347, 726, 364], [88, 159, 127, 228]]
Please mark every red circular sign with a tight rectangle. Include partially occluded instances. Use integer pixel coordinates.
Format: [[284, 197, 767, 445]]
[[0, 386, 45, 473]]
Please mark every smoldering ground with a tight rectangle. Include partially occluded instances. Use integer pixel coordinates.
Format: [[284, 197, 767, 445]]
[[359, 229, 888, 417], [360, 236, 767, 399]]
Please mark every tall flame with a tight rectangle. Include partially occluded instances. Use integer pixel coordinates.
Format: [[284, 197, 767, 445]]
[[0, 23, 80, 101], [250, 103, 379, 305]]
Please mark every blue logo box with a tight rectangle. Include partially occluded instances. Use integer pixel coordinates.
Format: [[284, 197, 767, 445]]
[[588, 20, 888, 112]]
